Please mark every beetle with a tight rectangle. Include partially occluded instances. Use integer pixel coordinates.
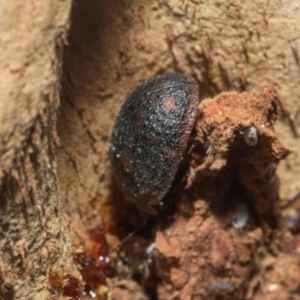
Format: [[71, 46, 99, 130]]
[[109, 73, 199, 214]]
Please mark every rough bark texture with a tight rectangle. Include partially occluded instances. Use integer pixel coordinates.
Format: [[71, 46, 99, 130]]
[[154, 88, 297, 299], [0, 0, 300, 299], [0, 1, 78, 300]]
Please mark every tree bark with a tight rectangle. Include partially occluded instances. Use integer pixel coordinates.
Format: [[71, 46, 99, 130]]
[[0, 0, 299, 299], [0, 1, 77, 300]]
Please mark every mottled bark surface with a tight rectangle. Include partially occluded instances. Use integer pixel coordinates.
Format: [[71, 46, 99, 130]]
[[0, 0, 300, 299], [0, 1, 78, 300]]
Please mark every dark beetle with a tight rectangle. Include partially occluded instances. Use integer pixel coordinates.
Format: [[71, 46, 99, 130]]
[[109, 74, 199, 214]]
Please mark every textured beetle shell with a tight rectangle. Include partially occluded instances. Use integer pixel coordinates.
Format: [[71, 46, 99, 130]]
[[110, 74, 199, 214]]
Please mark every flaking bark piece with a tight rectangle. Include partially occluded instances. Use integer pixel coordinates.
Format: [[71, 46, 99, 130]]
[[190, 87, 290, 183], [154, 88, 300, 300]]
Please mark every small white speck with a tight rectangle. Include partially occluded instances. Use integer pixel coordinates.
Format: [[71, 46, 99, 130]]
[[116, 154, 120, 158], [285, 209, 298, 229], [232, 202, 249, 229], [188, 166, 195, 175], [146, 243, 156, 255], [265, 162, 277, 180], [3, 150, 13, 158], [164, 228, 171, 236], [206, 145, 212, 154], [243, 126, 258, 146], [268, 283, 278, 292], [89, 290, 97, 298], [207, 282, 234, 293], [99, 256, 110, 264]]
